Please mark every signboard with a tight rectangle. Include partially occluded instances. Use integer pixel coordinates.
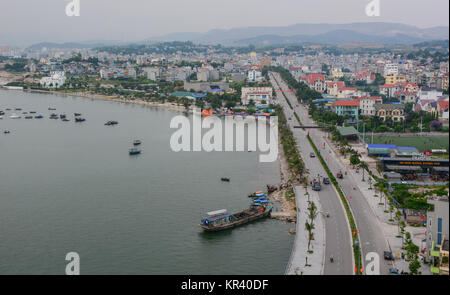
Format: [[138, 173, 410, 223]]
[[424, 150, 431, 156]]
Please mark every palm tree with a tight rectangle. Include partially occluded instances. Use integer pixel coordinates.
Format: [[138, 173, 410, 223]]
[[305, 221, 315, 251]]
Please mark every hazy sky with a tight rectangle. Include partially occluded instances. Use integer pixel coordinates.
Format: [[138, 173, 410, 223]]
[[0, 0, 448, 46]]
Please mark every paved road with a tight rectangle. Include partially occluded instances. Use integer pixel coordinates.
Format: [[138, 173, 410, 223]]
[[270, 73, 353, 275], [271, 72, 394, 275]]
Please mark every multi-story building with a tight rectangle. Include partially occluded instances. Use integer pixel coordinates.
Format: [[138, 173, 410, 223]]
[[241, 87, 273, 105], [358, 96, 383, 116], [334, 101, 359, 120], [384, 63, 399, 77], [300, 73, 326, 92], [426, 197, 449, 275]]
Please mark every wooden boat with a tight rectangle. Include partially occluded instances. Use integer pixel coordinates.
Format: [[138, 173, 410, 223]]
[[200, 202, 272, 232], [75, 117, 86, 122], [105, 120, 118, 126], [74, 113, 82, 116], [133, 140, 142, 146], [220, 177, 230, 182]]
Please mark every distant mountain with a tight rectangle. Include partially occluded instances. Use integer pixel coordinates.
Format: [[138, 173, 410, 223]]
[[234, 30, 433, 46], [147, 22, 449, 46]]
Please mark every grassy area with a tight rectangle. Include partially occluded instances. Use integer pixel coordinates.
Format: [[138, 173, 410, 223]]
[[362, 135, 449, 152]]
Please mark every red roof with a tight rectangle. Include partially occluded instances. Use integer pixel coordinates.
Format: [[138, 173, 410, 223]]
[[438, 101, 449, 110], [327, 81, 345, 88], [335, 101, 359, 107], [338, 87, 357, 91], [302, 73, 325, 85]]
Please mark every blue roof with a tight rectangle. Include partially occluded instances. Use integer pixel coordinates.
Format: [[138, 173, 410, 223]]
[[396, 147, 417, 150], [368, 144, 396, 149]]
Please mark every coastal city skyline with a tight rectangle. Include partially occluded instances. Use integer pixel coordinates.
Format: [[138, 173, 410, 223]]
[[0, 0, 449, 285]]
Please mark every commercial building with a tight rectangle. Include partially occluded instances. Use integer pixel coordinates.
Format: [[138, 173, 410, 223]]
[[241, 87, 273, 105], [334, 100, 359, 120], [426, 197, 449, 275]]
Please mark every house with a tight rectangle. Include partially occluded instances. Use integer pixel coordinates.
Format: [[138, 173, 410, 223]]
[[438, 100, 449, 121], [354, 71, 375, 84], [300, 73, 326, 92], [419, 88, 443, 101], [374, 104, 405, 122], [334, 100, 359, 120], [358, 96, 383, 116], [337, 87, 357, 98], [327, 81, 345, 96]]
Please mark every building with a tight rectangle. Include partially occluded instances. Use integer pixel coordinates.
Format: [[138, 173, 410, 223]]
[[426, 197, 449, 275], [241, 87, 273, 105], [337, 87, 358, 98], [300, 73, 326, 92], [334, 100, 359, 120], [384, 63, 398, 77], [358, 96, 383, 116], [385, 73, 397, 85], [247, 69, 262, 82], [374, 104, 405, 122], [39, 71, 66, 88], [327, 81, 345, 96], [184, 81, 230, 93]]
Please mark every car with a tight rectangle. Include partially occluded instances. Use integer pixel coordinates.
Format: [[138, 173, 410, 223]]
[[310, 152, 315, 158], [384, 251, 394, 260], [389, 268, 399, 275], [323, 178, 330, 184]]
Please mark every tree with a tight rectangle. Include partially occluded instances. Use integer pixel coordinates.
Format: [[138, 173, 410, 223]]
[[350, 154, 361, 166]]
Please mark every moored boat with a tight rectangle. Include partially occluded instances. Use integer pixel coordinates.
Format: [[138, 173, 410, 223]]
[[129, 148, 141, 155], [75, 117, 86, 122], [35, 115, 43, 119], [105, 120, 119, 126], [199, 202, 272, 232], [221, 177, 230, 182], [10, 113, 21, 119], [133, 140, 142, 146]]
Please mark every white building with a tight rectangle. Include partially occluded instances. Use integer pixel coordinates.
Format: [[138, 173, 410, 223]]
[[241, 87, 273, 105], [248, 69, 262, 82], [359, 96, 383, 116], [384, 63, 399, 77], [39, 71, 66, 88]]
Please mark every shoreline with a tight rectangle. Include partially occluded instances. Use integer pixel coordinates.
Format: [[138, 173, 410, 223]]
[[1, 87, 190, 113]]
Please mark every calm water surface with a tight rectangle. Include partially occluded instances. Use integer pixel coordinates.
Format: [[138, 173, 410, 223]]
[[0, 90, 293, 274]]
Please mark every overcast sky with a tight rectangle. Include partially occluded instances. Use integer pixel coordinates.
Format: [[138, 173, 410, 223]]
[[0, 0, 448, 46]]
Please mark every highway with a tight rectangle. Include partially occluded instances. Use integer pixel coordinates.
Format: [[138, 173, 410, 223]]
[[270, 72, 394, 275], [270, 72, 353, 275]]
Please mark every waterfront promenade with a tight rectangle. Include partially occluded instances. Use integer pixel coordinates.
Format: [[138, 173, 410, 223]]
[[285, 186, 325, 275]]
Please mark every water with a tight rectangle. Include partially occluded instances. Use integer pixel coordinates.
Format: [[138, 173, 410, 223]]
[[0, 90, 293, 274]]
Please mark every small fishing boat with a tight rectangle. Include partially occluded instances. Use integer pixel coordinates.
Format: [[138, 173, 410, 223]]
[[48, 107, 56, 110], [29, 111, 36, 114], [60, 114, 66, 119], [10, 113, 21, 119], [0, 111, 4, 115], [15, 108, 22, 111], [49, 113, 58, 119], [129, 148, 141, 155], [74, 113, 82, 116], [105, 120, 119, 126], [24, 116, 33, 119], [5, 108, 11, 111], [199, 201, 273, 232], [248, 191, 266, 198], [75, 117, 86, 122], [62, 118, 70, 122], [221, 177, 230, 182], [133, 140, 142, 146], [35, 115, 43, 119], [4, 130, 10, 134], [22, 112, 28, 114]]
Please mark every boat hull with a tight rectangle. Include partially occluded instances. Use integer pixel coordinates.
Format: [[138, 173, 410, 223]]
[[200, 207, 272, 232]]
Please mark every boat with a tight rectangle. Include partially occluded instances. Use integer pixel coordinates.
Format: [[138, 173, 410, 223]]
[[75, 117, 86, 122], [199, 202, 273, 232], [10, 113, 21, 119], [74, 113, 82, 116], [35, 115, 43, 119], [62, 118, 70, 122], [60, 114, 66, 119], [221, 177, 230, 182], [22, 112, 28, 114], [0, 111, 4, 115], [129, 148, 141, 155], [24, 116, 33, 119], [4, 130, 10, 134], [50, 113, 58, 119], [15, 108, 22, 111], [248, 191, 266, 198], [133, 140, 142, 146], [105, 120, 119, 126], [29, 111, 36, 114], [267, 185, 277, 193], [48, 107, 56, 110]]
